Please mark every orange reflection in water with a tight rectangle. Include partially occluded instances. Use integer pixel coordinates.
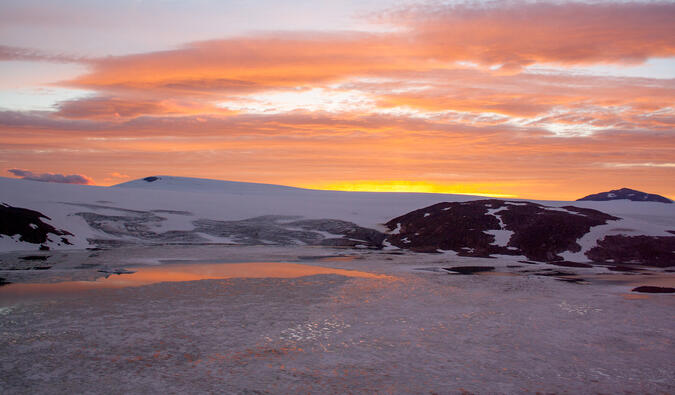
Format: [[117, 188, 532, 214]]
[[0, 262, 390, 296]]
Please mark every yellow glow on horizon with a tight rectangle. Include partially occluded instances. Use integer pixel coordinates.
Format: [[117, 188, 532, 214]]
[[305, 180, 518, 198]]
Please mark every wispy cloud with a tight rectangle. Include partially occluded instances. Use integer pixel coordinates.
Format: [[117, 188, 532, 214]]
[[0, 45, 86, 63], [602, 162, 675, 168]]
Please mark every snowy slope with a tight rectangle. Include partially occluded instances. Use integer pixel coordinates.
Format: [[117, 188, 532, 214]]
[[1, 176, 674, 256], [113, 175, 308, 195]]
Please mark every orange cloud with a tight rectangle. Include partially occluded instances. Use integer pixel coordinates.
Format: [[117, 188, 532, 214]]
[[387, 1, 675, 68], [2, 1, 674, 200], [54, 96, 233, 120], [58, 2, 674, 96], [2, 109, 674, 197]]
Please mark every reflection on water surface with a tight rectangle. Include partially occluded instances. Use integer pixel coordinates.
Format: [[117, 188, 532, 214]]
[[0, 262, 388, 296]]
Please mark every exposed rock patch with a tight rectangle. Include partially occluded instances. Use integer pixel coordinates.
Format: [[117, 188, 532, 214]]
[[0, 203, 73, 245], [385, 199, 618, 262], [577, 188, 672, 203], [20, 255, 48, 261], [632, 286, 675, 294], [586, 235, 675, 267], [443, 266, 495, 275]]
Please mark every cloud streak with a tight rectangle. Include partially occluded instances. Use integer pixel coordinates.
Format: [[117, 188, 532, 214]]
[[0, 45, 86, 63]]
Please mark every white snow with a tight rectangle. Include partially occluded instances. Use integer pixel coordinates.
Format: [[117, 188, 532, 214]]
[[389, 223, 402, 235], [485, 229, 514, 247], [505, 202, 527, 206], [485, 207, 514, 247]]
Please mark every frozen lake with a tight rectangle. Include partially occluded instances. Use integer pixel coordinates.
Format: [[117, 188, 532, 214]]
[[1, 245, 674, 393]]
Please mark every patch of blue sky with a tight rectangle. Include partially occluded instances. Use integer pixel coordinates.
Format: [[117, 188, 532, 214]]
[[0, 88, 91, 112], [0, 61, 92, 111]]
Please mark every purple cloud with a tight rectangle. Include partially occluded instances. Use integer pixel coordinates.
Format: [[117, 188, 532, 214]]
[[8, 169, 93, 184]]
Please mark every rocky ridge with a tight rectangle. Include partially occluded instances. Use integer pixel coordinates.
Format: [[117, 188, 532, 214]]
[[385, 199, 620, 262]]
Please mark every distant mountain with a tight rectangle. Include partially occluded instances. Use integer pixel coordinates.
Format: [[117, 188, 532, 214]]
[[112, 175, 308, 195], [577, 188, 672, 203]]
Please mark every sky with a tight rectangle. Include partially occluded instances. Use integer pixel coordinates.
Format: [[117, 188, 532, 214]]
[[0, 0, 674, 200]]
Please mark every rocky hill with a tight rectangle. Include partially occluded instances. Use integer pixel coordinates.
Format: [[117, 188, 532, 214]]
[[385, 199, 675, 266], [385, 199, 620, 261]]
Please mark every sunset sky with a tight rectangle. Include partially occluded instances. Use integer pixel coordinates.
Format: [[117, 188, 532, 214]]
[[1, 0, 674, 200]]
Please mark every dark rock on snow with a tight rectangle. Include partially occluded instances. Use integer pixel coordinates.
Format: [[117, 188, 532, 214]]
[[0, 203, 73, 245], [632, 286, 675, 294], [443, 266, 495, 275], [385, 199, 618, 262], [586, 235, 675, 267], [20, 255, 48, 261]]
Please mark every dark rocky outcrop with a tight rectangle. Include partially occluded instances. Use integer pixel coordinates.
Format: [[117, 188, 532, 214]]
[[385, 200, 503, 256], [577, 188, 672, 203], [443, 266, 495, 275], [586, 235, 675, 267], [0, 203, 73, 245], [143, 176, 160, 182], [385, 199, 618, 262], [497, 203, 618, 261], [632, 286, 675, 293], [20, 255, 48, 261]]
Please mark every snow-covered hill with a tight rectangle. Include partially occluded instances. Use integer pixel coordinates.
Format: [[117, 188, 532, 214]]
[[1, 176, 674, 265], [113, 175, 308, 195], [0, 176, 482, 251]]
